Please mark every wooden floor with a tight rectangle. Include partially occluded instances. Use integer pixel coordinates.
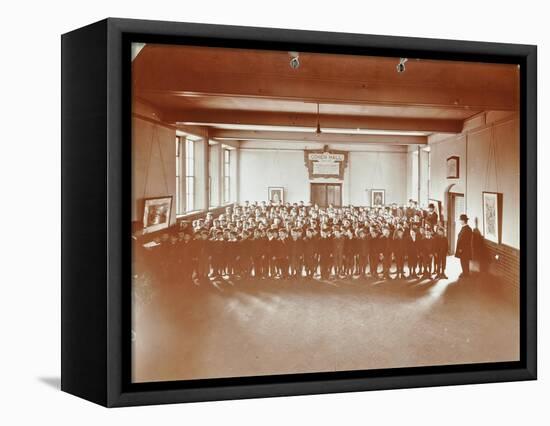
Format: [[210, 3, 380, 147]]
[[131, 257, 519, 383]]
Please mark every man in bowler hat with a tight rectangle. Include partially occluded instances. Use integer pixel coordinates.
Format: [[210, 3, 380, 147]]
[[455, 214, 473, 277]]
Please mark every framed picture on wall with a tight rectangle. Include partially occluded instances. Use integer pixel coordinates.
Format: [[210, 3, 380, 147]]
[[268, 187, 284, 204], [142, 196, 172, 234], [446, 156, 460, 179], [482, 192, 502, 243], [371, 189, 385, 206]]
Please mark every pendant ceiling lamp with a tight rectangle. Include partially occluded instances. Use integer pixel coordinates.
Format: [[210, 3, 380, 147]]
[[316, 103, 322, 135]]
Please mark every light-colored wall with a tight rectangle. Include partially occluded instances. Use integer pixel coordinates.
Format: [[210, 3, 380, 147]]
[[132, 116, 176, 225], [428, 112, 519, 249], [238, 149, 310, 203], [238, 147, 408, 206], [347, 151, 407, 205]]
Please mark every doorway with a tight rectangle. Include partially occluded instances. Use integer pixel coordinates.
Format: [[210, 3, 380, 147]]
[[448, 192, 465, 254], [310, 183, 342, 207]]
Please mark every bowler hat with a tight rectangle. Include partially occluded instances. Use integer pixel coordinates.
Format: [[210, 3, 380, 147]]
[[459, 214, 469, 221]]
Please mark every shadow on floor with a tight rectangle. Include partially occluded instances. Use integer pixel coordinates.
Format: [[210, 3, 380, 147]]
[[38, 376, 61, 390]]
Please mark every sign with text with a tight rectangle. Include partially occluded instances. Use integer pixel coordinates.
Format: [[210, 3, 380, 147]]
[[304, 147, 348, 180]]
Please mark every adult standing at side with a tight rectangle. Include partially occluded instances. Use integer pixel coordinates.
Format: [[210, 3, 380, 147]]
[[455, 214, 473, 277]]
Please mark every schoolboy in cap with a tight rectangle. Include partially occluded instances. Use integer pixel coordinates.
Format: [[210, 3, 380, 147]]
[[425, 203, 439, 229]]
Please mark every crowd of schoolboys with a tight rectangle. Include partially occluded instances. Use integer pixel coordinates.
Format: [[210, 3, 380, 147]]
[[135, 200, 450, 285]]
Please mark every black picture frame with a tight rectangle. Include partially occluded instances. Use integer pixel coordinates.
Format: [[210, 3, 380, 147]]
[[61, 18, 537, 407]]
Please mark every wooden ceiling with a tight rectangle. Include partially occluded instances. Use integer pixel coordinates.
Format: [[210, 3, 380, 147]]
[[132, 44, 519, 146]]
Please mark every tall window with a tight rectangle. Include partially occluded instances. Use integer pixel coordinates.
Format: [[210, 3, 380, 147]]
[[223, 148, 231, 203], [185, 139, 195, 212], [175, 137, 181, 215], [208, 145, 215, 207], [176, 136, 197, 215]]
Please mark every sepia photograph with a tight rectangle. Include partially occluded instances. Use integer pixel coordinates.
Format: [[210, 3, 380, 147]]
[[371, 189, 385, 207], [268, 187, 284, 205], [446, 155, 460, 179], [482, 191, 502, 243], [130, 43, 521, 384], [142, 196, 172, 234]]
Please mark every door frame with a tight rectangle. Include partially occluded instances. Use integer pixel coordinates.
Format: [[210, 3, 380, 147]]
[[310, 182, 342, 207], [448, 192, 464, 254]]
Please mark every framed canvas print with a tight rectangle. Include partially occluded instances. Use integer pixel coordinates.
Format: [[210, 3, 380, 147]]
[[482, 192, 502, 243], [371, 189, 385, 207], [61, 18, 537, 407], [446, 156, 460, 179], [142, 196, 172, 234], [268, 187, 284, 204]]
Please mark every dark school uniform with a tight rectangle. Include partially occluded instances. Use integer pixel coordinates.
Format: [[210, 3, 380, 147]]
[[210, 238, 226, 277], [421, 237, 435, 275], [378, 235, 393, 278], [406, 235, 419, 276], [225, 239, 239, 276], [357, 236, 370, 276], [238, 238, 253, 277], [332, 237, 345, 275], [275, 237, 289, 278], [195, 238, 211, 280], [368, 235, 381, 276], [434, 234, 449, 276], [425, 211, 439, 229], [392, 236, 407, 277], [303, 237, 317, 278], [251, 237, 266, 278], [288, 237, 304, 278], [318, 236, 333, 279], [179, 239, 195, 284], [416, 233, 426, 274], [343, 236, 355, 275], [266, 237, 278, 277]]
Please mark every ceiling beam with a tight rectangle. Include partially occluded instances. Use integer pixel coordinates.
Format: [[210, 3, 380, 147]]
[[163, 109, 463, 133], [207, 129, 427, 145], [136, 71, 518, 111]]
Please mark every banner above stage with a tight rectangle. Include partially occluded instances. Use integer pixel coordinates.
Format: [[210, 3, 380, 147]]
[[304, 146, 348, 180]]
